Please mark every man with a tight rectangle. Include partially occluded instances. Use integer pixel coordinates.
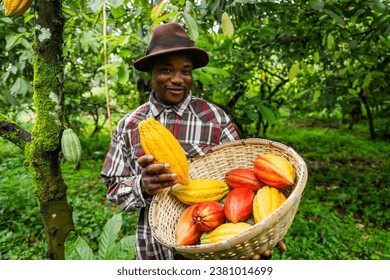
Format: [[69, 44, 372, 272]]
[[100, 22, 285, 260]]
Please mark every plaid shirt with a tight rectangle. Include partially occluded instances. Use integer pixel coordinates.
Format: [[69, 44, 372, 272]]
[[100, 92, 240, 260]]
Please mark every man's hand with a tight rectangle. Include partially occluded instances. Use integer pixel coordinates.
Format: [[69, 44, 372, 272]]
[[251, 240, 287, 260], [137, 155, 177, 195]]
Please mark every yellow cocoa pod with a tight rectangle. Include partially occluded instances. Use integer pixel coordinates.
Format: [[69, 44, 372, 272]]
[[200, 222, 252, 244], [171, 179, 230, 205], [253, 186, 287, 224], [221, 12, 234, 39], [4, 0, 32, 17], [139, 118, 189, 185]]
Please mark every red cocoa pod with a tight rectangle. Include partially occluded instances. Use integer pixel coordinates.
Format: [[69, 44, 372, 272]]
[[225, 168, 264, 191], [192, 201, 225, 232], [253, 153, 296, 189], [176, 204, 202, 245], [224, 187, 255, 223]]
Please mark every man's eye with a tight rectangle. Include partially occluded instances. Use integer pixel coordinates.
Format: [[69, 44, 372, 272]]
[[162, 68, 171, 73]]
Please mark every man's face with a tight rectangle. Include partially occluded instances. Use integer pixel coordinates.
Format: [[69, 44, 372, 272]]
[[151, 52, 193, 105]]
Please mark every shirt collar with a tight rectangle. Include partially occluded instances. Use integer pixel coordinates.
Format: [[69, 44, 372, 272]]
[[149, 91, 192, 117]]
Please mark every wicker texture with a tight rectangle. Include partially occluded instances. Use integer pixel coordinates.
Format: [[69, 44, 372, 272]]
[[149, 138, 308, 259]]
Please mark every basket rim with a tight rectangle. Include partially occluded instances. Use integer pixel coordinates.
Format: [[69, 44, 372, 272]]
[[149, 137, 308, 255]]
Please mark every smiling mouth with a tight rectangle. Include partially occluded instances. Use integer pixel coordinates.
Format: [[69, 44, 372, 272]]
[[167, 88, 184, 94]]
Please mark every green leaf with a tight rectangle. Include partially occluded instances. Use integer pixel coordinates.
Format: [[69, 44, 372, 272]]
[[289, 62, 300, 81], [352, 79, 360, 89], [349, 15, 358, 26], [185, 0, 196, 18], [196, 71, 213, 85], [327, 33, 335, 50], [5, 35, 19, 51], [98, 213, 122, 260], [202, 66, 230, 77], [111, 5, 127, 18], [19, 37, 32, 50], [324, 9, 346, 26], [108, 0, 124, 9], [349, 39, 357, 50], [363, 72, 372, 88], [151, 1, 168, 22], [294, 88, 311, 99], [153, 12, 178, 26], [106, 235, 136, 260], [183, 13, 199, 41], [79, 30, 95, 52], [118, 65, 129, 84], [244, 108, 258, 121], [1, 92, 20, 106], [300, 60, 309, 74], [10, 78, 22, 95], [97, 62, 122, 75], [310, 0, 325, 11], [258, 103, 276, 124], [369, 0, 386, 13], [65, 233, 95, 260], [314, 51, 320, 64], [89, 0, 105, 12], [10, 65, 18, 75], [312, 90, 321, 103], [18, 50, 33, 61], [108, 34, 129, 47]]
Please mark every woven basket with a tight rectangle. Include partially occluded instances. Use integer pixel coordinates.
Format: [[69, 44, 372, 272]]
[[149, 138, 308, 260]]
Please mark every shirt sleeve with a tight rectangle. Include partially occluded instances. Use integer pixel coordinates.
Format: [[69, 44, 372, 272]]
[[99, 121, 148, 212], [219, 112, 241, 143]]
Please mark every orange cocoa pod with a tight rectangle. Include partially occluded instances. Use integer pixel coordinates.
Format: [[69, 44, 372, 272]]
[[176, 204, 202, 246], [225, 168, 264, 191], [224, 187, 255, 223], [192, 201, 225, 232], [253, 153, 296, 188]]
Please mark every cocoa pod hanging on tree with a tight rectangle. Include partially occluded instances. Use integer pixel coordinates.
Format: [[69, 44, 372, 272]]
[[61, 128, 82, 169], [4, 0, 33, 17]]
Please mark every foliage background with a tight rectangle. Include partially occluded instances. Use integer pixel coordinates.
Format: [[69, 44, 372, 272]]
[[0, 0, 389, 260]]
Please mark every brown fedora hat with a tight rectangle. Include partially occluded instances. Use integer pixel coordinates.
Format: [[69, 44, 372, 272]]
[[133, 22, 209, 71]]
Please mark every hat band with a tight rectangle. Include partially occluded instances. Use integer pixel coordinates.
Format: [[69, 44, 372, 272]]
[[146, 36, 194, 55]]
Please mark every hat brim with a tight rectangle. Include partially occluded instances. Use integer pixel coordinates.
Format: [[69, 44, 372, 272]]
[[133, 47, 209, 72]]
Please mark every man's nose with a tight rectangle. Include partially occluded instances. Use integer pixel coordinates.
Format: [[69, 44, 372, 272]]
[[171, 72, 184, 84]]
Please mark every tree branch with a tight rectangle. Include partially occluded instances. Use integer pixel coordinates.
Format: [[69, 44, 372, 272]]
[[258, 66, 288, 82], [0, 113, 31, 151]]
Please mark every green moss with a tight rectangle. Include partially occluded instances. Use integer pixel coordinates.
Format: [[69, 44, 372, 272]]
[[26, 51, 65, 204], [31, 56, 63, 149]]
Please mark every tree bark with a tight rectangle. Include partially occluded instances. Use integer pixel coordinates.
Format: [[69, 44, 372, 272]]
[[359, 92, 376, 140], [25, 0, 74, 259], [0, 114, 32, 150]]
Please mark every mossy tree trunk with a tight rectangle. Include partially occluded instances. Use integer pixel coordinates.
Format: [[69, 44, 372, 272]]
[[26, 0, 74, 260], [1, 0, 73, 259]]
